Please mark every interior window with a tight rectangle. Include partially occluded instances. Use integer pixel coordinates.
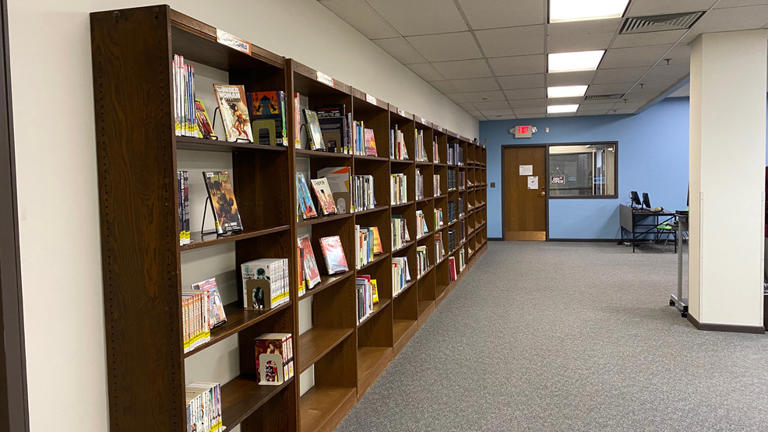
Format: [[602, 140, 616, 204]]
[[548, 143, 616, 198]]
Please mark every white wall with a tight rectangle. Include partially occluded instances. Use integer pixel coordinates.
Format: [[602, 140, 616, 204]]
[[7, 0, 478, 430]]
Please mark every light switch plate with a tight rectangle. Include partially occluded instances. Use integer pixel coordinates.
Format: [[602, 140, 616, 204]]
[[490, 182, 496, 188]]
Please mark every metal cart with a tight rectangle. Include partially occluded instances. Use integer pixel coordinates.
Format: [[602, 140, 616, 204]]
[[669, 211, 688, 317]]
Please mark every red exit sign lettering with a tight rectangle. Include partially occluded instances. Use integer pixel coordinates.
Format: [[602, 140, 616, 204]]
[[511, 125, 533, 138]]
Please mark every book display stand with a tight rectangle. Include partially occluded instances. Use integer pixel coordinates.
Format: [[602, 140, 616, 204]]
[[90, 5, 487, 432]]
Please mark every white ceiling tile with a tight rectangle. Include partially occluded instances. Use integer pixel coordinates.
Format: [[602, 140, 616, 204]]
[[715, 0, 768, 7], [435, 77, 500, 92], [586, 83, 634, 95], [481, 109, 517, 119], [373, 37, 427, 64], [488, 55, 547, 75], [407, 32, 483, 62], [504, 88, 547, 100], [546, 71, 595, 86], [627, 0, 717, 16], [497, 74, 546, 90], [515, 106, 546, 115], [473, 100, 512, 110], [431, 80, 458, 93], [320, 0, 400, 39], [367, 0, 468, 35], [690, 5, 768, 33], [447, 91, 508, 102], [643, 63, 688, 80], [408, 63, 446, 81], [433, 59, 493, 79], [510, 98, 548, 108], [457, 0, 545, 29], [577, 111, 607, 116], [600, 45, 672, 69], [593, 67, 648, 84], [612, 30, 687, 48], [547, 19, 620, 52], [580, 101, 620, 108], [475, 25, 546, 57]]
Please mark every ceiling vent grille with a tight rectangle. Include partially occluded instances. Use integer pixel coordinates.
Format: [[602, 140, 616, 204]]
[[620, 11, 705, 34], [584, 94, 623, 101]]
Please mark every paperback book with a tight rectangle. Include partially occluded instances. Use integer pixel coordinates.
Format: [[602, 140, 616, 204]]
[[247, 90, 287, 146], [213, 83, 253, 142], [310, 177, 338, 216], [185, 382, 222, 432], [253, 333, 294, 385], [317, 166, 352, 213], [296, 172, 318, 220], [202, 170, 243, 235], [297, 235, 321, 289], [241, 258, 290, 310], [304, 109, 325, 151], [319, 235, 348, 275]]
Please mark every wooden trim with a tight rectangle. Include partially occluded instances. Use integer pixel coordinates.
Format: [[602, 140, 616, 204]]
[[0, 0, 29, 427], [687, 314, 765, 334]]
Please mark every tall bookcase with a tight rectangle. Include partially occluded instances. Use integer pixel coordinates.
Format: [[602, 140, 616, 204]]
[[90, 5, 487, 432]]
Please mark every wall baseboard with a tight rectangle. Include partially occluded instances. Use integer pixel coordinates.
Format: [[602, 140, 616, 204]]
[[687, 314, 765, 334], [548, 238, 617, 243], [488, 237, 503, 241]]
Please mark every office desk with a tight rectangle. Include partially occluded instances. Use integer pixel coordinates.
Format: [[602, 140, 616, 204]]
[[619, 204, 677, 253]]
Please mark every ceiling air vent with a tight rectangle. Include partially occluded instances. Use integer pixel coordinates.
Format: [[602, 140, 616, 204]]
[[620, 11, 705, 34], [584, 94, 623, 101]]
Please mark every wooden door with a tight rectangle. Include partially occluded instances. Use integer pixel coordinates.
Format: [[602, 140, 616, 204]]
[[503, 146, 547, 240]]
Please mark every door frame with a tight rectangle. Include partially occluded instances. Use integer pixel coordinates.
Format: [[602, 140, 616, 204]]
[[501, 145, 550, 240], [0, 0, 30, 428]]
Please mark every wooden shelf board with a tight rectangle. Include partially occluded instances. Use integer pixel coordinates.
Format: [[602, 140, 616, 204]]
[[355, 154, 389, 162], [356, 346, 392, 397], [354, 205, 388, 216], [300, 271, 354, 301], [393, 319, 417, 346], [176, 136, 288, 153], [357, 298, 391, 327], [356, 252, 390, 271], [180, 225, 291, 252], [417, 265, 435, 280], [390, 158, 413, 164], [299, 386, 357, 432], [416, 231, 433, 241], [298, 327, 354, 373], [392, 240, 415, 254], [417, 299, 435, 320], [185, 300, 292, 358], [393, 279, 416, 299], [434, 193, 448, 199], [415, 160, 432, 166], [296, 148, 352, 159], [221, 376, 294, 430], [391, 201, 414, 209], [416, 197, 432, 204], [297, 213, 353, 227]]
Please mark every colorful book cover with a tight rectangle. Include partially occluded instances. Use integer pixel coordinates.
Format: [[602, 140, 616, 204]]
[[191, 278, 227, 328], [246, 91, 287, 146], [319, 235, 348, 275], [370, 279, 379, 304], [194, 98, 215, 140], [364, 128, 377, 156], [310, 177, 338, 216], [304, 109, 325, 151], [370, 227, 383, 255], [202, 170, 243, 234], [316, 166, 351, 214], [297, 235, 321, 289], [296, 172, 318, 219], [213, 84, 253, 142]]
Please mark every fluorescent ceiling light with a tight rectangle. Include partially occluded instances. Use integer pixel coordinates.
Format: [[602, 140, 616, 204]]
[[548, 85, 588, 98], [548, 50, 605, 73], [548, 104, 579, 113], [549, 0, 630, 23]]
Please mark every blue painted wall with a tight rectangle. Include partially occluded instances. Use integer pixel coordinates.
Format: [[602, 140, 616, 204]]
[[480, 97, 691, 239]]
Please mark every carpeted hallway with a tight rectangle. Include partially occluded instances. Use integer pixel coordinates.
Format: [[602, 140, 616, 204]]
[[336, 241, 768, 431]]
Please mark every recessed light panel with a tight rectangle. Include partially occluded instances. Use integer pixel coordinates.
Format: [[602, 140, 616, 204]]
[[549, 0, 629, 23], [547, 104, 579, 113], [547, 85, 588, 98], [548, 50, 605, 73]]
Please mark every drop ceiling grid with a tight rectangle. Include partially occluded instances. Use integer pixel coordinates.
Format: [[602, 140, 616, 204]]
[[318, 0, 768, 119]]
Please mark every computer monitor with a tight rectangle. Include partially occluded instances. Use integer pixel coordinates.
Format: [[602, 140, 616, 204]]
[[630, 191, 642, 207], [642, 192, 651, 209]]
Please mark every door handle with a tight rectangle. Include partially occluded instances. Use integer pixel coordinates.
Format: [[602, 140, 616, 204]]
[[538, 191, 546, 197]]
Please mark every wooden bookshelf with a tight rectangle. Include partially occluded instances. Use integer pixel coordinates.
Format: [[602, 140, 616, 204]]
[[90, 5, 487, 432]]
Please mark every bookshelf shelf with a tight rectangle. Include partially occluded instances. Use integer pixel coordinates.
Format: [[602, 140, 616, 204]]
[[221, 376, 294, 430], [181, 225, 291, 252], [91, 6, 486, 431], [298, 327, 355, 373], [184, 301, 292, 358], [417, 265, 435, 280]]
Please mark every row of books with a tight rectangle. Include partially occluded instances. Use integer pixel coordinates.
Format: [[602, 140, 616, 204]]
[[297, 172, 339, 220], [298, 234, 348, 290], [254, 333, 294, 385], [416, 246, 429, 277], [448, 229, 457, 251], [448, 201, 457, 222], [447, 169, 457, 191], [416, 210, 430, 239], [186, 382, 222, 432], [390, 125, 409, 160], [391, 174, 408, 205], [355, 225, 383, 269], [459, 171, 466, 190], [433, 137, 440, 164], [416, 168, 424, 201], [392, 215, 410, 250], [449, 256, 458, 281], [353, 121, 378, 156], [459, 248, 467, 271], [392, 256, 412, 296], [241, 259, 290, 310], [182, 278, 227, 354], [435, 232, 446, 263], [435, 208, 444, 229], [433, 174, 441, 196], [356, 276, 379, 324], [173, 55, 199, 138], [459, 197, 465, 218], [355, 174, 377, 211], [177, 170, 191, 245], [447, 142, 463, 166], [314, 103, 352, 154], [415, 129, 427, 162]]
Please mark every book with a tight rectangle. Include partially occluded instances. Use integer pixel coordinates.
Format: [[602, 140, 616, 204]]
[[181, 290, 210, 353], [354, 174, 376, 211], [364, 128, 377, 156], [190, 278, 227, 328], [194, 98, 215, 140], [316, 104, 349, 154], [297, 246, 306, 297], [392, 256, 412, 296], [202, 170, 243, 235], [354, 225, 381, 269], [391, 173, 407, 204], [297, 235, 321, 289], [213, 84, 253, 142], [173, 55, 200, 138], [296, 172, 318, 220], [177, 170, 190, 246], [241, 259, 290, 310], [316, 166, 352, 213], [319, 235, 348, 275], [253, 333, 294, 385], [185, 383, 222, 432], [310, 177, 338, 216], [303, 109, 325, 151], [247, 91, 287, 146], [370, 227, 383, 255], [355, 276, 375, 323]]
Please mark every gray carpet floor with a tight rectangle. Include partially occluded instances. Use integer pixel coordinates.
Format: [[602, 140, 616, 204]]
[[336, 241, 768, 431]]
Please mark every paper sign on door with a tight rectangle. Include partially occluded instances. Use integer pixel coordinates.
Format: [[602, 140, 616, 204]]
[[527, 176, 539, 190], [519, 165, 533, 176]]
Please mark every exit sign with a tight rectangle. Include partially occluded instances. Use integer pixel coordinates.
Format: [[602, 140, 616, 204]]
[[511, 125, 533, 138]]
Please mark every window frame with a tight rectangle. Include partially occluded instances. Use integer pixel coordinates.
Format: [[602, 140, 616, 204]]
[[546, 141, 618, 200]]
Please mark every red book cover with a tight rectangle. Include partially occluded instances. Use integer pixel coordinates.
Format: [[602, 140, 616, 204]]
[[297, 235, 321, 289], [319, 235, 349, 275], [364, 128, 377, 156]]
